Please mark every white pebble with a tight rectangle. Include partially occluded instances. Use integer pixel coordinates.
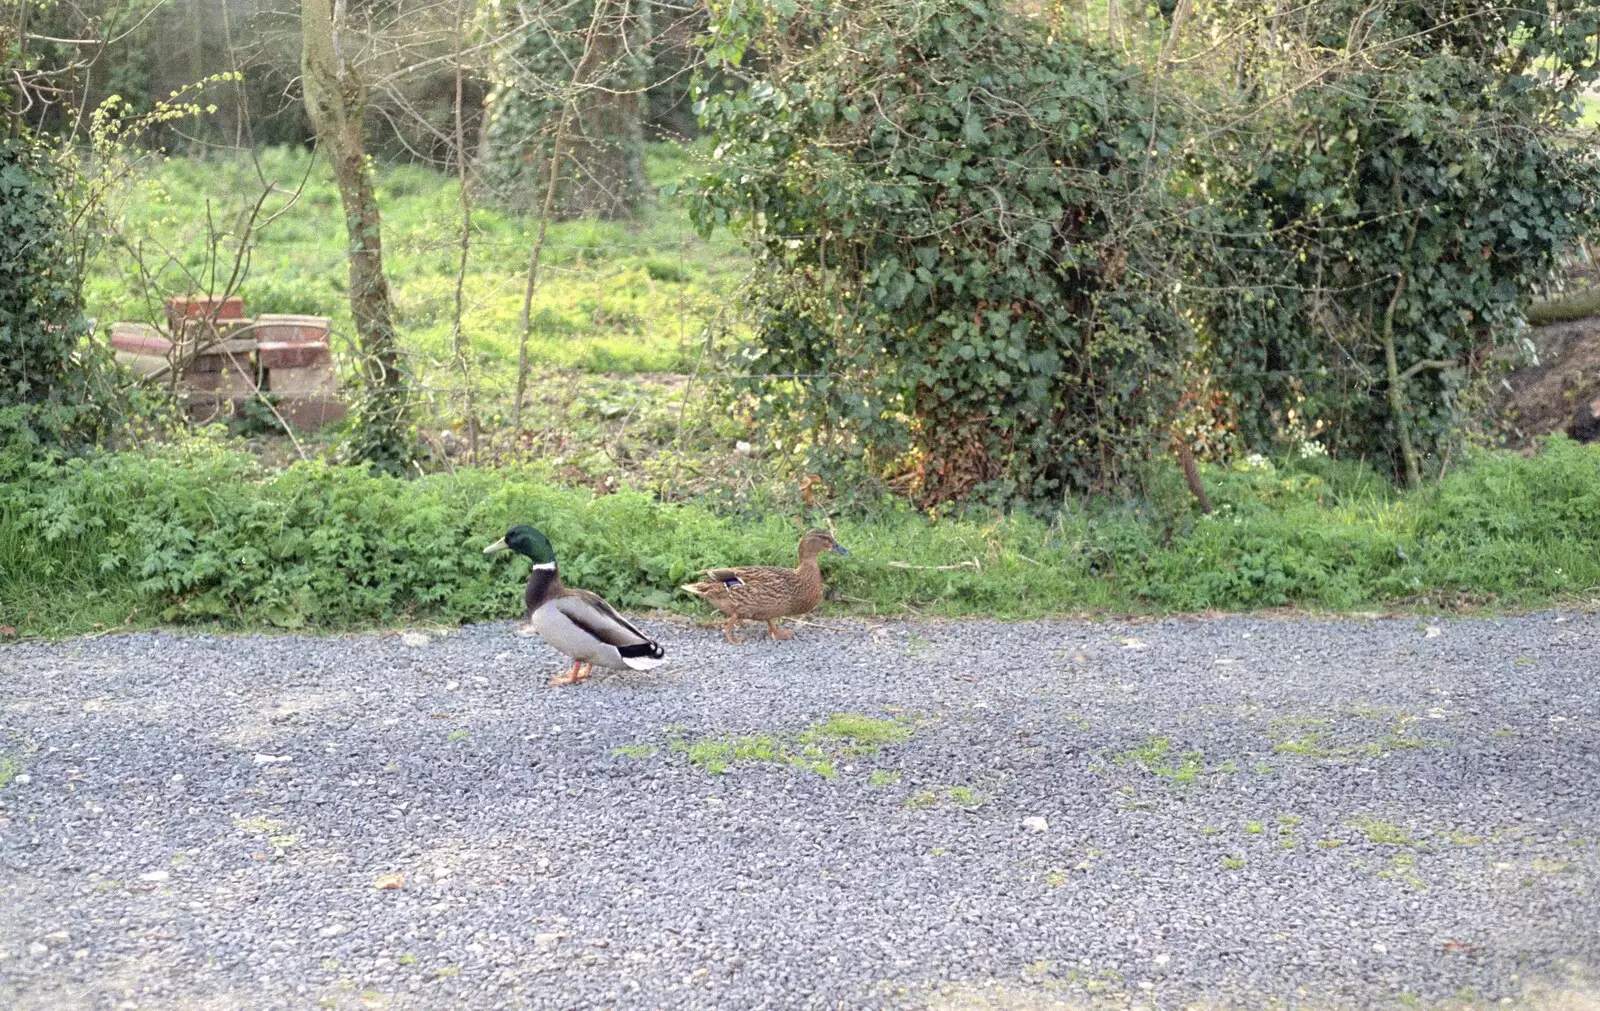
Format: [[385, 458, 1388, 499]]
[[401, 632, 430, 647], [253, 754, 291, 765], [27, 942, 47, 958], [14, 774, 30, 785], [445, 680, 460, 691], [138, 871, 170, 884], [1154, 953, 1170, 965], [1021, 816, 1049, 834], [318, 923, 348, 939]]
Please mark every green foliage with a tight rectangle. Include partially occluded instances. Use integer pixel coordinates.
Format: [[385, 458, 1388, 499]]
[[686, 0, 1187, 506], [6, 433, 1600, 636], [0, 136, 101, 445], [1188, 0, 1600, 475], [83, 145, 743, 386]]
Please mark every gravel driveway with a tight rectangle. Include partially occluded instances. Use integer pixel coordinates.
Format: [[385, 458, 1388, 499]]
[[1, 613, 1597, 1010]]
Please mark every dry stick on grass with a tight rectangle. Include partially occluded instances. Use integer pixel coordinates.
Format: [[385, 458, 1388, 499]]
[[887, 558, 982, 572]]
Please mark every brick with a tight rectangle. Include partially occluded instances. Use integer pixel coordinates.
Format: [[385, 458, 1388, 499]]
[[166, 295, 245, 332], [183, 391, 248, 423], [253, 314, 332, 343], [258, 340, 331, 370], [184, 357, 259, 395], [109, 322, 172, 356], [267, 362, 336, 397], [277, 397, 347, 431]]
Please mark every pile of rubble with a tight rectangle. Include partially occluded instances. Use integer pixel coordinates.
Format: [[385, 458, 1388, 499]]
[[111, 296, 345, 432]]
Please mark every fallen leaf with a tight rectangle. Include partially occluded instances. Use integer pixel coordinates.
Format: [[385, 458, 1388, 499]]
[[1120, 637, 1148, 650], [0, 626, 16, 637], [1424, 625, 1442, 638], [373, 872, 404, 891], [1442, 940, 1475, 953]]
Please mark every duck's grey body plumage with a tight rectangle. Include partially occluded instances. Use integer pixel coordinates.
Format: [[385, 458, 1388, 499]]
[[522, 564, 666, 671], [484, 525, 667, 685]]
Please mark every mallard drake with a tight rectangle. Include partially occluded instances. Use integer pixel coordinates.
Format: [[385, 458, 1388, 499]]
[[681, 529, 849, 643], [484, 525, 667, 686]]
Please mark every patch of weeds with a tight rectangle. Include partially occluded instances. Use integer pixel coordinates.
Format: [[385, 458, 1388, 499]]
[[1065, 713, 1092, 731], [0, 755, 21, 789], [1277, 813, 1302, 849], [1351, 816, 1414, 846], [1448, 831, 1482, 846], [1531, 858, 1572, 874], [397, 954, 417, 966], [1216, 758, 1240, 774], [95, 879, 122, 892], [321, 959, 342, 971], [929, 846, 949, 857], [1317, 839, 1345, 850], [435, 966, 460, 979], [1022, 958, 1054, 980], [170, 852, 189, 866], [903, 785, 988, 811], [1045, 869, 1069, 887], [447, 729, 469, 743], [869, 769, 901, 787], [1493, 729, 1515, 740], [269, 834, 299, 848], [945, 786, 986, 808], [1112, 735, 1205, 784], [667, 712, 910, 778], [1222, 856, 1246, 870], [611, 744, 657, 760], [1253, 761, 1274, 775], [1244, 821, 1264, 835], [804, 713, 912, 755], [234, 814, 286, 835], [1270, 713, 1439, 761], [1378, 851, 1428, 889], [904, 633, 933, 658], [1201, 825, 1223, 837]]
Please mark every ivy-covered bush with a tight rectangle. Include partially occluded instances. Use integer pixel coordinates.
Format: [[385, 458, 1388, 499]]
[[0, 136, 102, 448], [1187, 0, 1600, 479], [686, 0, 1186, 506]]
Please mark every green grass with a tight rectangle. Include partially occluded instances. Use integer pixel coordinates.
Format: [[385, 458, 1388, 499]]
[[1112, 735, 1206, 784], [7, 433, 1600, 636], [664, 712, 915, 778], [85, 144, 745, 386]]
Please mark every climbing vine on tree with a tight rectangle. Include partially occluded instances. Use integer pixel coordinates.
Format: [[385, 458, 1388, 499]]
[[1183, 0, 1600, 483], [686, 0, 1186, 506]]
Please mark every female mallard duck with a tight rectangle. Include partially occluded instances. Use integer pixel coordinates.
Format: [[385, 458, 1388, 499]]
[[681, 529, 849, 643], [484, 525, 667, 686]]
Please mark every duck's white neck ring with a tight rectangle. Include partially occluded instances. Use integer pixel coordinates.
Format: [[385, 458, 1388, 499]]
[[527, 561, 557, 571]]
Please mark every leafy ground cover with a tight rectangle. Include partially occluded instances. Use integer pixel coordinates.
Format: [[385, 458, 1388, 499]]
[[4, 434, 1599, 638]]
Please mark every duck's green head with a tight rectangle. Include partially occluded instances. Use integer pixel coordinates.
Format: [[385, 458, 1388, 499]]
[[483, 524, 556, 565]]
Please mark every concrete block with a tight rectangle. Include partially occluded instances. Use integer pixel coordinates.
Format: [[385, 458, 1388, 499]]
[[253, 314, 331, 343], [258, 340, 331, 370], [267, 362, 336, 397]]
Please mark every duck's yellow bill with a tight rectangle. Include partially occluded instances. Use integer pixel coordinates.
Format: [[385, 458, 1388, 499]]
[[483, 537, 509, 554]]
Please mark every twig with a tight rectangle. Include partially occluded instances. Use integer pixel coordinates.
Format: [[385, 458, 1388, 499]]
[[887, 558, 981, 572]]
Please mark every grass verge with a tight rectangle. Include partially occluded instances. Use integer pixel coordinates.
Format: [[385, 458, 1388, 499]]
[[3, 435, 1600, 637]]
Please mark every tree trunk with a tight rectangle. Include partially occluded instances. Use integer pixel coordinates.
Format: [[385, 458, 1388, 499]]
[[301, 0, 411, 469], [483, 0, 649, 220], [558, 10, 645, 219]]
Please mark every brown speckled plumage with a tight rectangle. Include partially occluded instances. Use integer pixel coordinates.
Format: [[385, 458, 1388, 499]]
[[681, 529, 848, 642]]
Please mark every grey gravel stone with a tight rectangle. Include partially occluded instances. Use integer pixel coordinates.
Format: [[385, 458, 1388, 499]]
[[1, 613, 1597, 1009]]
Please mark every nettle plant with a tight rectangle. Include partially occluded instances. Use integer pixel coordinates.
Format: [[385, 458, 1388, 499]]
[[686, 0, 1188, 507]]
